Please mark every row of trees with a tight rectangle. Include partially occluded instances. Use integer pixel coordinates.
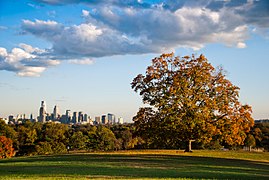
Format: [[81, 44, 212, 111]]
[[0, 120, 140, 157], [0, 119, 268, 158]]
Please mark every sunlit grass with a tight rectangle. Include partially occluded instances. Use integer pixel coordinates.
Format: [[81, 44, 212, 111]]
[[0, 150, 268, 179]]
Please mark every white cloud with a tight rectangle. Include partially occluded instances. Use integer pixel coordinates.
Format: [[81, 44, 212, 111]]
[[17, 67, 46, 77], [0, 48, 8, 57], [22, 19, 149, 57], [0, 44, 60, 77], [82, 10, 90, 17], [68, 58, 94, 65], [21, 19, 63, 39], [236, 42, 247, 48], [19, 43, 46, 54]]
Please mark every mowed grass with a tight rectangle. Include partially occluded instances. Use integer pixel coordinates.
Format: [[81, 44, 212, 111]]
[[0, 150, 268, 179]]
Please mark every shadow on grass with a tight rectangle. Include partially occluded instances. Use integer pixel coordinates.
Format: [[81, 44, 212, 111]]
[[0, 153, 268, 179]]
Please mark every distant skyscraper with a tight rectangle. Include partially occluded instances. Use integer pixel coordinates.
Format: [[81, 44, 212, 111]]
[[38, 101, 46, 123], [95, 116, 101, 124], [65, 110, 71, 124], [101, 115, 108, 124], [84, 114, 88, 122], [8, 115, 14, 122], [78, 111, 83, 122], [118, 117, 124, 124], [41, 101, 46, 111], [107, 113, 116, 124], [53, 105, 60, 120], [72, 112, 78, 123]]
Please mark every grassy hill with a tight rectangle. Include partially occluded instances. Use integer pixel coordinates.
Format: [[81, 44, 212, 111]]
[[0, 150, 268, 179]]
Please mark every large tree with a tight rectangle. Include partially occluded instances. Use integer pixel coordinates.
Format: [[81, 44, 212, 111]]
[[132, 53, 254, 151]]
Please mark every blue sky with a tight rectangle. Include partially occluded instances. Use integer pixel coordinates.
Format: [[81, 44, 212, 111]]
[[0, 0, 269, 122]]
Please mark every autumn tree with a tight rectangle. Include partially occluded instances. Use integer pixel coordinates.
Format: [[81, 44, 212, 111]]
[[0, 120, 18, 149], [0, 136, 14, 158], [132, 53, 254, 151]]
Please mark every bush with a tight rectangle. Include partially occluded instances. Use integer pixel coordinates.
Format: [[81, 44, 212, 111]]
[[205, 140, 223, 150], [35, 141, 53, 155], [52, 142, 67, 154]]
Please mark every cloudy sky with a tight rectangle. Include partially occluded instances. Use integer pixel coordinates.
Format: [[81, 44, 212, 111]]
[[0, 0, 269, 121]]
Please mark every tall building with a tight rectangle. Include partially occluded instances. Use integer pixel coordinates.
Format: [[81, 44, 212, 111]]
[[118, 117, 124, 124], [65, 110, 71, 124], [38, 101, 47, 123], [95, 116, 101, 124], [101, 115, 108, 124], [72, 112, 78, 124], [78, 111, 83, 122], [53, 105, 60, 120], [84, 114, 88, 123], [108, 113, 116, 124], [8, 115, 14, 123]]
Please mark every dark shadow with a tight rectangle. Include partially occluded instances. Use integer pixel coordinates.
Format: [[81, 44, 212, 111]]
[[0, 153, 268, 179]]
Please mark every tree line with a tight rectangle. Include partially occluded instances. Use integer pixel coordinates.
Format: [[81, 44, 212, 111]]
[[0, 119, 269, 158], [0, 120, 142, 158]]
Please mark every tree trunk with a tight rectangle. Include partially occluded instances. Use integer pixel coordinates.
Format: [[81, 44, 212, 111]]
[[184, 140, 195, 152]]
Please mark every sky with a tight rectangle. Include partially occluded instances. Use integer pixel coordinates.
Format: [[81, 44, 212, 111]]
[[0, 0, 269, 122]]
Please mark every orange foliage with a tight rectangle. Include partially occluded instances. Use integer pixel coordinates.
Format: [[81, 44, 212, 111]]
[[0, 136, 14, 158]]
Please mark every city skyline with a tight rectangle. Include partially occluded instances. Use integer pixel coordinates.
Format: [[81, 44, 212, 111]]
[[0, 0, 269, 121], [3, 100, 123, 125]]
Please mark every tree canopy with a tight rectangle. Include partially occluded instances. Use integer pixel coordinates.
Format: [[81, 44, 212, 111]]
[[132, 53, 254, 151]]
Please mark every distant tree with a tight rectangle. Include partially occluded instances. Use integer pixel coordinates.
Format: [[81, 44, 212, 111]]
[[244, 134, 256, 150], [41, 123, 68, 143], [132, 53, 254, 151], [0, 136, 14, 158], [0, 120, 18, 149], [35, 141, 53, 155], [16, 123, 38, 156], [69, 131, 88, 150], [37, 123, 69, 154], [114, 138, 123, 151], [95, 126, 116, 151], [86, 126, 98, 151], [17, 125, 37, 146], [52, 142, 67, 154], [252, 122, 269, 150], [121, 130, 132, 150]]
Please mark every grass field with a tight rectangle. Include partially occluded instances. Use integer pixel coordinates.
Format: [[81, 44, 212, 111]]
[[0, 150, 268, 179]]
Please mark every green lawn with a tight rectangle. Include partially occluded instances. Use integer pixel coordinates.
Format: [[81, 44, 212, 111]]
[[0, 150, 268, 179]]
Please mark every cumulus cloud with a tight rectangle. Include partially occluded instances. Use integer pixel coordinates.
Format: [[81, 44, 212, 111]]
[[2, 0, 269, 76], [22, 19, 152, 57], [21, 5, 250, 58], [0, 44, 60, 77]]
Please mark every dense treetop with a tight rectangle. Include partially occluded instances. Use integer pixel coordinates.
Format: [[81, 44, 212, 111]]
[[132, 53, 254, 150]]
